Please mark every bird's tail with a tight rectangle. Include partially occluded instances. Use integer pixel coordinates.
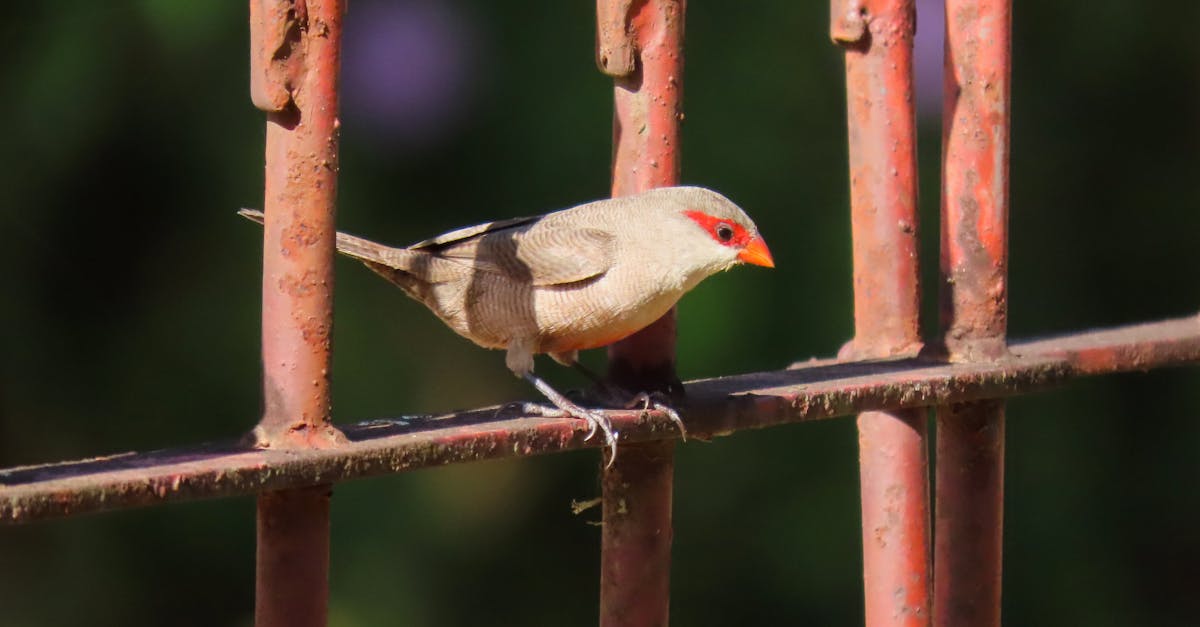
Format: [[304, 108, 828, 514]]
[[237, 208, 411, 268]]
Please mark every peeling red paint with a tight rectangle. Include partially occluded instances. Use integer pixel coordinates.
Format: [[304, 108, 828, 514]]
[[940, 0, 1012, 360], [936, 2, 1013, 626]]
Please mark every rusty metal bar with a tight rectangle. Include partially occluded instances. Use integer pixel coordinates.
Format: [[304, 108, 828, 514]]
[[256, 486, 332, 625], [934, 1, 1013, 625], [596, 1, 685, 624], [831, 1, 931, 624], [4, 317, 1198, 524], [249, 1, 346, 625], [600, 440, 676, 627], [251, 0, 346, 450]]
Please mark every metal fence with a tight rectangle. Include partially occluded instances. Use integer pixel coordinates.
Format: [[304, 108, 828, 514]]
[[3, 1, 1199, 626]]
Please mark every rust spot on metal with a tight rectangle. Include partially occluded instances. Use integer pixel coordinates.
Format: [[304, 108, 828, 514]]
[[296, 316, 330, 345], [279, 220, 324, 258], [277, 269, 324, 298]]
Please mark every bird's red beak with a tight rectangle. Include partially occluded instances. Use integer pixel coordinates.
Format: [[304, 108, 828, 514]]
[[738, 236, 775, 268]]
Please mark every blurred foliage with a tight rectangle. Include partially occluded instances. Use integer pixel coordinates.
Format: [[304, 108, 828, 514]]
[[1, 1, 1198, 625]]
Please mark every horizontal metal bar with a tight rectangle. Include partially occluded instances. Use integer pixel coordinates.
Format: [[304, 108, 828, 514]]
[[2, 316, 1197, 524]]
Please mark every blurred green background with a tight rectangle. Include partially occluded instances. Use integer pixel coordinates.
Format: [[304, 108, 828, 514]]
[[2, 1, 1198, 625]]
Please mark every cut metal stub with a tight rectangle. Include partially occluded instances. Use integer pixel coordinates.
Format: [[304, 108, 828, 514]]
[[830, 0, 868, 46], [250, 0, 308, 112], [596, 0, 638, 77]]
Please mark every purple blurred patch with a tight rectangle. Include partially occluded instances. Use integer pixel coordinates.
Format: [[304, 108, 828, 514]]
[[914, 0, 944, 120], [342, 0, 479, 148]]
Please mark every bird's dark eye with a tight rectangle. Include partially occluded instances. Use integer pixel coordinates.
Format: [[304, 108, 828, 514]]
[[715, 223, 735, 242]]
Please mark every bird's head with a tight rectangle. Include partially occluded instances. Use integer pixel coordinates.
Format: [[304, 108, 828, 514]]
[[644, 186, 774, 275]]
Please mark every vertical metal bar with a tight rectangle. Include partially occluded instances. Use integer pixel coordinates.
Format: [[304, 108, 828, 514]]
[[939, 0, 1011, 361], [599, 440, 676, 627], [596, 1, 685, 625], [256, 486, 333, 626], [933, 400, 1005, 626], [935, 0, 1011, 625], [250, 1, 346, 625], [831, 2, 932, 625]]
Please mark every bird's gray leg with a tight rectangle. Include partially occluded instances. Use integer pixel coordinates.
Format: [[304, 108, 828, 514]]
[[510, 342, 618, 466], [522, 373, 618, 467]]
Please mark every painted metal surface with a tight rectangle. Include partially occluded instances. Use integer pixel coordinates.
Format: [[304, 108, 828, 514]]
[[249, 1, 345, 625], [832, 1, 931, 624], [935, 1, 1013, 625], [4, 316, 1198, 524], [597, 1, 686, 624]]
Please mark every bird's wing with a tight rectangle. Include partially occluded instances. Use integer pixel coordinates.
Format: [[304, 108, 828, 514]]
[[423, 219, 617, 287], [511, 226, 616, 286], [409, 216, 540, 250]]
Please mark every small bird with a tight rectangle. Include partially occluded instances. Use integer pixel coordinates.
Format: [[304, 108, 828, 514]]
[[240, 186, 773, 463]]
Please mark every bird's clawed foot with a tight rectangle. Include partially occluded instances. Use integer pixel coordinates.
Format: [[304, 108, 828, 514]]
[[523, 374, 619, 467], [568, 361, 687, 439], [627, 391, 687, 441], [522, 401, 619, 467]]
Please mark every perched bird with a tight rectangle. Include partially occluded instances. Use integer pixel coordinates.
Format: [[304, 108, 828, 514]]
[[240, 186, 773, 463]]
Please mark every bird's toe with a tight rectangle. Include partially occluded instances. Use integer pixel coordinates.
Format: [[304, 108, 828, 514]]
[[580, 409, 618, 468], [627, 392, 687, 441]]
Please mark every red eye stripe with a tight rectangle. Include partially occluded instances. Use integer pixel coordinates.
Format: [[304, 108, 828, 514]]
[[684, 209, 751, 247]]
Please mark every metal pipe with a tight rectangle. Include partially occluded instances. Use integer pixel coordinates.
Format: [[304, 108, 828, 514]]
[[935, 0, 1012, 625], [597, 1, 686, 624], [249, 1, 346, 625], [4, 316, 1199, 523], [831, 0, 923, 352], [831, 1, 931, 624]]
